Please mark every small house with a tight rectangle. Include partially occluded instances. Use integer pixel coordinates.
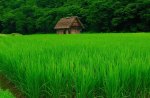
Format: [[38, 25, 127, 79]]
[[54, 16, 84, 34]]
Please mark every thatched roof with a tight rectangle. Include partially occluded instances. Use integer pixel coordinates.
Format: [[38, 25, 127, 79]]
[[54, 16, 84, 29]]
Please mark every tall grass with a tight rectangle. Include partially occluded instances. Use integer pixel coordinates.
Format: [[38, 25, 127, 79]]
[[0, 33, 150, 98]]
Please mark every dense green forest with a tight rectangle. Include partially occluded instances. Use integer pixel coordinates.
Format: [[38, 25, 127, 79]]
[[0, 0, 150, 34]]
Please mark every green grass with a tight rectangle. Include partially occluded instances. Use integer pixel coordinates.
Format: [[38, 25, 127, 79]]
[[0, 33, 150, 98], [0, 89, 15, 98]]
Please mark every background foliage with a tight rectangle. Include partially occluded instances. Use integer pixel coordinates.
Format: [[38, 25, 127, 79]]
[[0, 0, 150, 34]]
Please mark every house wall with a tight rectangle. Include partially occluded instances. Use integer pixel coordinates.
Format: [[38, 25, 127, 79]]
[[56, 28, 82, 34], [57, 29, 64, 34], [57, 29, 71, 34], [70, 27, 81, 34]]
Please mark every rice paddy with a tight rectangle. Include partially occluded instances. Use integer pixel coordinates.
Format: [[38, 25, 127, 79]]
[[0, 33, 150, 98]]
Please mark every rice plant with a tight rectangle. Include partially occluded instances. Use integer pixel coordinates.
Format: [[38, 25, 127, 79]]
[[0, 33, 150, 98]]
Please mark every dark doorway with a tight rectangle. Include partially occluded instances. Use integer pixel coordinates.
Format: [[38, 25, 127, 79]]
[[63, 29, 66, 34]]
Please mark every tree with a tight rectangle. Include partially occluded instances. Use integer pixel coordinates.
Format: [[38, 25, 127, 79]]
[[0, 0, 149, 34], [87, 1, 114, 31]]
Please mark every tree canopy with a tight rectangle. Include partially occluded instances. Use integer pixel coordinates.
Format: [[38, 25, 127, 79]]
[[0, 0, 150, 34]]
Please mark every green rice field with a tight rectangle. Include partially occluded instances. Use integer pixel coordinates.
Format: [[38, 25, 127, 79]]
[[0, 33, 150, 98]]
